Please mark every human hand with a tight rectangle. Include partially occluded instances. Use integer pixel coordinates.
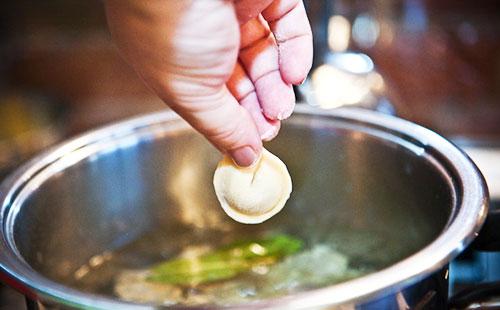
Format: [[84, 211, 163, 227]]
[[105, 0, 312, 166]]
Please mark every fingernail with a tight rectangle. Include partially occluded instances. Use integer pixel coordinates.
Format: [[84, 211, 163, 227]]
[[229, 146, 258, 167]]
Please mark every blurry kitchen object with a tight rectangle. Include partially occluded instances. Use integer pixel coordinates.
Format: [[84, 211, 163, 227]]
[[299, 52, 393, 113], [304, 0, 500, 142], [300, 2, 394, 114], [298, 9, 392, 112], [0, 93, 64, 178]]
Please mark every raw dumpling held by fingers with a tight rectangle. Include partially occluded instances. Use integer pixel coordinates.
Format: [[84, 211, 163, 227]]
[[213, 149, 292, 224]]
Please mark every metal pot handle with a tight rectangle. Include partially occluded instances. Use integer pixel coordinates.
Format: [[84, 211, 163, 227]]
[[470, 202, 500, 251], [449, 281, 500, 309]]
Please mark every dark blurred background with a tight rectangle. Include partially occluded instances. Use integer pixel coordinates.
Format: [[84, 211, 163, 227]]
[[304, 0, 500, 140], [0, 0, 165, 179], [1, 1, 500, 308]]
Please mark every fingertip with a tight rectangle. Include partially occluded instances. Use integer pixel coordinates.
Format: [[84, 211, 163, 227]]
[[279, 35, 313, 85], [254, 71, 295, 120], [239, 91, 281, 141], [274, 101, 295, 120], [261, 120, 280, 141]]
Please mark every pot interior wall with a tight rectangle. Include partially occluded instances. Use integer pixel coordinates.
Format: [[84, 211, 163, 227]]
[[11, 114, 453, 298]]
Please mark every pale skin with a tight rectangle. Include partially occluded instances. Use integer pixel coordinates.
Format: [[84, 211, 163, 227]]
[[105, 0, 312, 166]]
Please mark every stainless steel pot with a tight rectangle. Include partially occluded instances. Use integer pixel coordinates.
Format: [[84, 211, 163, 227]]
[[0, 106, 489, 309]]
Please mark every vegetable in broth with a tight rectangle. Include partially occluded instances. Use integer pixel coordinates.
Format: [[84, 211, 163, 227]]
[[147, 234, 303, 285]]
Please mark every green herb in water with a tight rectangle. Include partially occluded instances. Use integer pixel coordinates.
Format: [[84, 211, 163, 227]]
[[147, 234, 302, 286]]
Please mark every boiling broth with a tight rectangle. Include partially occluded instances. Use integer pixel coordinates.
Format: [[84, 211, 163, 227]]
[[68, 224, 414, 306]]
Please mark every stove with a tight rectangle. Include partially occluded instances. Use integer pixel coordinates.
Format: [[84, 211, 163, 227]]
[[448, 146, 500, 308], [0, 283, 26, 309]]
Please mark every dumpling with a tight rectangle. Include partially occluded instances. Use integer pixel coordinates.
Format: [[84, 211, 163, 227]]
[[213, 148, 292, 224]]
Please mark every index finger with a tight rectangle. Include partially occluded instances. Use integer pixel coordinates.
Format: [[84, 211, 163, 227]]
[[262, 0, 313, 85]]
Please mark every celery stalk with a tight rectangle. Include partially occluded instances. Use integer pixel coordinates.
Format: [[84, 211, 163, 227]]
[[147, 234, 303, 285]]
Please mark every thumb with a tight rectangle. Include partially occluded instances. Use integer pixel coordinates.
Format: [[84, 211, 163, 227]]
[[172, 86, 263, 167]]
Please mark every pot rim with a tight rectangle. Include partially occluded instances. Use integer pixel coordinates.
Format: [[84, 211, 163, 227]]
[[0, 105, 489, 309]]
